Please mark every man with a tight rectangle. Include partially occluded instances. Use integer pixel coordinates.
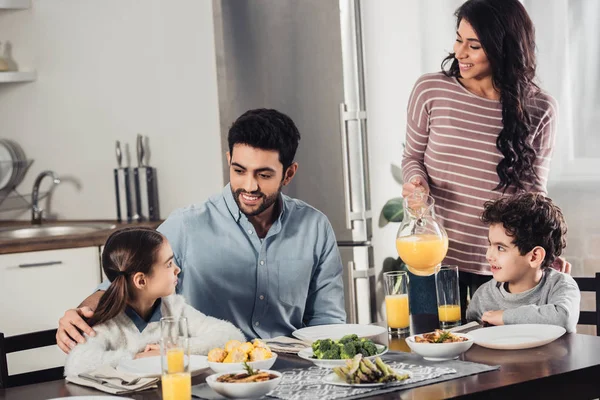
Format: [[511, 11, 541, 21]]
[[56, 109, 346, 353]]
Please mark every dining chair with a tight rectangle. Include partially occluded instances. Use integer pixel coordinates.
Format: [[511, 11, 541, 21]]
[[0, 328, 64, 388], [574, 272, 600, 336]]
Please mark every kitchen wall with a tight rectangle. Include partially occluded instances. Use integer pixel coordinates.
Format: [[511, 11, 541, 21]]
[[0, 0, 224, 220], [362, 0, 600, 333]]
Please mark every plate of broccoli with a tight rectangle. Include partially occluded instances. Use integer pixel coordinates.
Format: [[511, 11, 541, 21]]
[[297, 334, 388, 368]]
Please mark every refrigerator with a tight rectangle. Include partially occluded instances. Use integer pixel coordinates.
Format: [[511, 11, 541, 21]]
[[213, 0, 375, 324]]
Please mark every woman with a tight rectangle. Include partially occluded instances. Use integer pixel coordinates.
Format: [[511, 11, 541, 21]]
[[65, 227, 245, 376], [401, 0, 564, 317]]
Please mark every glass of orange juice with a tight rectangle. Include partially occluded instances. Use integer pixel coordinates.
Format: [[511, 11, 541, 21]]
[[160, 317, 191, 400], [383, 271, 410, 335], [435, 265, 461, 329]]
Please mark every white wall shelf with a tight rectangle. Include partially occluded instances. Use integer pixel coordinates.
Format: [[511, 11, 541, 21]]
[[0, 71, 36, 83], [0, 0, 30, 9]]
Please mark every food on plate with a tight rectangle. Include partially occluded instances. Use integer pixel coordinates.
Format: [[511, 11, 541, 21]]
[[311, 334, 380, 360], [207, 348, 228, 363], [208, 339, 273, 363], [332, 354, 409, 384], [216, 362, 279, 383], [414, 330, 469, 344]]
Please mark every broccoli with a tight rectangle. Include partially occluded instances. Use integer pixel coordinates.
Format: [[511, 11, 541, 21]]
[[312, 339, 335, 359], [321, 347, 341, 359], [361, 341, 378, 356], [339, 334, 359, 344], [340, 342, 357, 359]]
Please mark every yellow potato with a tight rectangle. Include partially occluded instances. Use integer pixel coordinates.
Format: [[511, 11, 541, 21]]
[[223, 348, 248, 363], [207, 348, 227, 362], [249, 347, 272, 361], [239, 342, 254, 354], [224, 340, 243, 353]]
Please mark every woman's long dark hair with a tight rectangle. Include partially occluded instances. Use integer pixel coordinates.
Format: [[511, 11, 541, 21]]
[[87, 227, 164, 327], [441, 0, 539, 192]]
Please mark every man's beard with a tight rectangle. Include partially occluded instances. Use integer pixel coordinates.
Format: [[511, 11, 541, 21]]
[[232, 184, 282, 217]]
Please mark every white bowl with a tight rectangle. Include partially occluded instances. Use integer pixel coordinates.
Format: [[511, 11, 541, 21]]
[[205, 369, 282, 399], [207, 352, 278, 373], [405, 333, 474, 361], [297, 344, 388, 368]]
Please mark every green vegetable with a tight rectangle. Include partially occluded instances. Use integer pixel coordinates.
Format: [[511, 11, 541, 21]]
[[332, 354, 410, 384], [311, 336, 381, 360]]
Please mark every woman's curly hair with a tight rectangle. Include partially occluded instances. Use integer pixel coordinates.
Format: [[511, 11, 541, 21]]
[[481, 193, 567, 269], [442, 0, 540, 192]]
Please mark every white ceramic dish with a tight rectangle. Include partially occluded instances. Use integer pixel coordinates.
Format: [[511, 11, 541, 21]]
[[207, 352, 277, 373], [0, 140, 15, 191], [205, 369, 282, 399], [469, 324, 566, 350], [292, 324, 387, 343], [297, 344, 388, 368], [116, 354, 208, 377], [405, 332, 474, 361], [322, 368, 412, 387]]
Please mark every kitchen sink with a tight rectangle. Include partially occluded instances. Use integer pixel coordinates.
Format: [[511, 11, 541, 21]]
[[0, 223, 117, 240]]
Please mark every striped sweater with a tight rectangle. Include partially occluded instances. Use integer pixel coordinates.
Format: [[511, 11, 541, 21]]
[[402, 72, 557, 275]]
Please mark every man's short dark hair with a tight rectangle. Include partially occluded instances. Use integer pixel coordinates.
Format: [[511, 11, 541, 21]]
[[228, 108, 301, 171], [481, 193, 567, 269]]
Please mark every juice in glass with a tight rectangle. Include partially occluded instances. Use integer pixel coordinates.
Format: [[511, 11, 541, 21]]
[[396, 234, 449, 276], [161, 372, 191, 400], [167, 348, 185, 374], [438, 304, 461, 323], [385, 294, 410, 329]]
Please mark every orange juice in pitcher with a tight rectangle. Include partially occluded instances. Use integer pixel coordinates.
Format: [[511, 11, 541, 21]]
[[396, 193, 448, 276]]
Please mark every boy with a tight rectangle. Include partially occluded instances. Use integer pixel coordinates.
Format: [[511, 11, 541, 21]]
[[466, 193, 580, 333]]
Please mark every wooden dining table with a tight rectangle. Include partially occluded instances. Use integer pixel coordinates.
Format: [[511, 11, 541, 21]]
[[1, 315, 600, 400]]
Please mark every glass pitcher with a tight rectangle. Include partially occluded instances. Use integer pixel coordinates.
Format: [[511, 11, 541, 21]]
[[396, 192, 449, 276]]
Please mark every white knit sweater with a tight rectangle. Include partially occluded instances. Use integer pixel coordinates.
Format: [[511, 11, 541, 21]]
[[64, 294, 245, 376]]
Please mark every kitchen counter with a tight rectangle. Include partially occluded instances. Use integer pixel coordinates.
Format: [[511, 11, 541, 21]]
[[0, 220, 163, 254]]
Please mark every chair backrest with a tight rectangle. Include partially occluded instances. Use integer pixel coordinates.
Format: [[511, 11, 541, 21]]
[[0, 329, 64, 389], [573, 272, 600, 336]]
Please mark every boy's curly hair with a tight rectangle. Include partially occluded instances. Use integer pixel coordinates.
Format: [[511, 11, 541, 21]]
[[481, 193, 567, 269]]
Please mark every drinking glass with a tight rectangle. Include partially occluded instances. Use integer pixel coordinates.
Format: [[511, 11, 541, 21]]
[[435, 265, 461, 329], [160, 317, 191, 400], [383, 271, 410, 335]]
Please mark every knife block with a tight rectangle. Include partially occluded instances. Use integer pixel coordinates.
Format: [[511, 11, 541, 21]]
[[114, 167, 136, 223], [133, 166, 160, 221]]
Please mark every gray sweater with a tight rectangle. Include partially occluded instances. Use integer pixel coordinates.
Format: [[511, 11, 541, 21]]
[[64, 294, 245, 376], [466, 268, 580, 333]]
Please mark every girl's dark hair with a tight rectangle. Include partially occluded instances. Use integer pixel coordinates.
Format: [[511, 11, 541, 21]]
[[87, 227, 164, 327], [228, 108, 301, 171], [441, 0, 539, 192], [481, 193, 567, 269]]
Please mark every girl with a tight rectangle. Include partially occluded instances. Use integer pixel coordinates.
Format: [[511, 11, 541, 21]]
[[400, 0, 565, 317], [65, 227, 245, 376]]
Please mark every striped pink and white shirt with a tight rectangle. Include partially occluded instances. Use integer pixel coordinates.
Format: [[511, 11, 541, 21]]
[[402, 72, 557, 275]]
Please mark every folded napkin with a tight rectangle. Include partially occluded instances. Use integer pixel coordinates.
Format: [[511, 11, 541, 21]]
[[264, 336, 312, 354], [66, 364, 159, 395]]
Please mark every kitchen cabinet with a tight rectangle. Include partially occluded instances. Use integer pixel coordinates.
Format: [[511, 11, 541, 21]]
[[0, 246, 102, 375]]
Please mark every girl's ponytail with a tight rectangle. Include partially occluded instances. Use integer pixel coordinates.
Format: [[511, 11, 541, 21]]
[[87, 273, 129, 327]]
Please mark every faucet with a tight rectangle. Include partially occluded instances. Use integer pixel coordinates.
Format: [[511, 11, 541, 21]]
[[31, 170, 61, 225]]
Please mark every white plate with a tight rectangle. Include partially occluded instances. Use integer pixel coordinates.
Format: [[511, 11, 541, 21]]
[[469, 324, 566, 350], [292, 324, 387, 343], [297, 344, 388, 368], [0, 140, 15, 191], [322, 368, 411, 387], [116, 354, 208, 377]]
